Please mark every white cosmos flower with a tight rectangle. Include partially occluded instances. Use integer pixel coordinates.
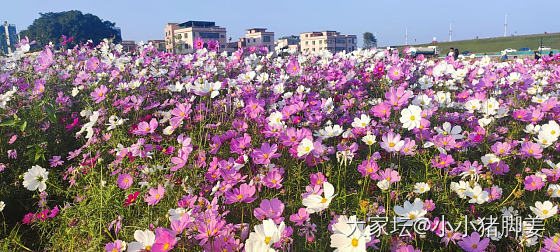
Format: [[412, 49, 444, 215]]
[[76, 111, 100, 139], [127, 229, 155, 252], [464, 99, 481, 113], [450, 181, 470, 199], [330, 215, 372, 252], [394, 198, 427, 225], [267, 111, 284, 127], [361, 134, 376, 146], [435, 91, 451, 105], [351, 114, 371, 129], [548, 184, 560, 198], [245, 219, 285, 252], [529, 201, 557, 219], [302, 181, 336, 214], [411, 94, 432, 108], [399, 105, 422, 130], [466, 184, 489, 204], [297, 138, 314, 157], [481, 153, 500, 166], [524, 124, 541, 135], [413, 182, 430, 194], [0, 201, 4, 212], [168, 207, 190, 222], [377, 179, 390, 191], [481, 97, 499, 115], [23, 165, 49, 192], [436, 122, 463, 139], [539, 120, 560, 141]]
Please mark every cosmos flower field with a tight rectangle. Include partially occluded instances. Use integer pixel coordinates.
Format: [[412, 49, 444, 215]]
[[1, 38, 560, 251]]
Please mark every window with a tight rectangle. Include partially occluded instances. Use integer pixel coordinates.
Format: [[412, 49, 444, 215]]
[[220, 34, 225, 38], [312, 41, 315, 45], [199, 32, 219, 39], [177, 34, 182, 39], [319, 40, 322, 44], [263, 36, 271, 42]]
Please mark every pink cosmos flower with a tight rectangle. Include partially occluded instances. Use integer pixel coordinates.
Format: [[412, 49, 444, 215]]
[[310, 172, 326, 186], [458, 232, 489, 252], [117, 173, 133, 189], [357, 158, 380, 180], [378, 168, 401, 184], [289, 208, 310, 226], [152, 228, 178, 252], [253, 198, 285, 224], [286, 60, 300, 75], [86, 57, 100, 71], [224, 183, 256, 204], [91, 85, 108, 103], [370, 102, 392, 118], [133, 118, 158, 135], [145, 184, 165, 206], [49, 156, 64, 167], [387, 65, 403, 81], [524, 175, 545, 191], [104, 240, 126, 252], [264, 169, 283, 189], [520, 141, 543, 159], [251, 142, 281, 165], [380, 131, 404, 153], [491, 141, 512, 156], [193, 37, 204, 49]]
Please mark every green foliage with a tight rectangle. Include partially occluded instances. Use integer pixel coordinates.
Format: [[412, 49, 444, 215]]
[[363, 32, 377, 49], [19, 10, 121, 50]]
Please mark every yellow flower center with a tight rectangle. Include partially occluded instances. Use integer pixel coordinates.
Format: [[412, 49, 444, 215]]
[[410, 115, 415, 121], [237, 195, 243, 200], [321, 197, 327, 203], [389, 142, 395, 147], [351, 238, 359, 247], [264, 236, 272, 245]]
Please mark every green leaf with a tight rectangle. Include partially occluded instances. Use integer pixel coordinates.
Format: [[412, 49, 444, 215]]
[[45, 103, 57, 123], [0, 120, 17, 127], [20, 121, 27, 132]]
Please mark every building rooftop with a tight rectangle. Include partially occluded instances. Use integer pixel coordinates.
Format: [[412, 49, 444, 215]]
[[178, 21, 220, 28]]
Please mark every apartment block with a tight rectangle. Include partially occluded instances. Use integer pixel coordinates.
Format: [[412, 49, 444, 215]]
[[165, 21, 226, 54], [244, 28, 274, 50], [148, 40, 166, 52], [276, 35, 300, 52], [1, 21, 18, 54], [299, 31, 357, 54]]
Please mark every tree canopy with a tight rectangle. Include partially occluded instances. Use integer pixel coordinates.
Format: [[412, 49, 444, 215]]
[[20, 10, 121, 50], [363, 32, 377, 49]]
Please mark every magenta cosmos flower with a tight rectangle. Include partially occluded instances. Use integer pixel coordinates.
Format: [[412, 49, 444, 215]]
[[251, 142, 281, 165], [457, 232, 489, 252], [117, 173, 133, 189], [224, 183, 256, 204], [145, 184, 165, 206], [91, 85, 108, 103], [193, 37, 204, 49], [152, 228, 178, 252], [524, 175, 545, 191], [289, 207, 310, 226], [86, 56, 100, 71]]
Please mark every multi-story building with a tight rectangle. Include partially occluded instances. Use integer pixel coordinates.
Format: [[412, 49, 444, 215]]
[[299, 31, 357, 54], [244, 28, 274, 50], [165, 21, 226, 54], [148, 40, 166, 52], [276, 35, 300, 52], [121, 40, 136, 52], [1, 21, 18, 54]]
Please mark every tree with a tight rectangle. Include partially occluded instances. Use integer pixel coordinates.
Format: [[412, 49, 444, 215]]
[[363, 32, 377, 49], [20, 10, 121, 50]]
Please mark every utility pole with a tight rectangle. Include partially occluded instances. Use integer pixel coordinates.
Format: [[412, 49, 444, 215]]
[[449, 23, 452, 42], [405, 28, 408, 46], [504, 14, 507, 37]]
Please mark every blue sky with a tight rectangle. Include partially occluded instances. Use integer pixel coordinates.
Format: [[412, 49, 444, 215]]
[[2, 0, 559, 46]]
